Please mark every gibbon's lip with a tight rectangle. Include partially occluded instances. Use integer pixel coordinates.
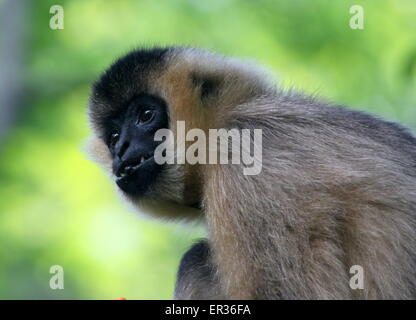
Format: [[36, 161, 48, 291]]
[[115, 155, 160, 196], [115, 155, 154, 179]]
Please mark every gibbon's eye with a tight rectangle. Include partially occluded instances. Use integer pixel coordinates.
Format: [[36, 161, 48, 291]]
[[109, 131, 120, 147], [137, 108, 154, 124]]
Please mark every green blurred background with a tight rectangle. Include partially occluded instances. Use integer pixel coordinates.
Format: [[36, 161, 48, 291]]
[[0, 0, 415, 299]]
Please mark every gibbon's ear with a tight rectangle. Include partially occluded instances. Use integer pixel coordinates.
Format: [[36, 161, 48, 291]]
[[188, 55, 274, 109], [191, 72, 223, 102]]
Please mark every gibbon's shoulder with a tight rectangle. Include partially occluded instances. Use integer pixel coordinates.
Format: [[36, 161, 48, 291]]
[[304, 100, 416, 152], [242, 88, 416, 144]]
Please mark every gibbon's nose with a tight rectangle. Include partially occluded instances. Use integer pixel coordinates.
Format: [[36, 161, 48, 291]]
[[116, 141, 130, 159]]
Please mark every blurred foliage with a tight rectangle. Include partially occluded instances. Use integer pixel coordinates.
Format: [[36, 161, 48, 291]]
[[0, 0, 415, 299]]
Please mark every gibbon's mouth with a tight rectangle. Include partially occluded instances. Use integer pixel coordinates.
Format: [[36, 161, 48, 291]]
[[115, 155, 154, 179], [115, 155, 153, 179], [114, 155, 162, 197]]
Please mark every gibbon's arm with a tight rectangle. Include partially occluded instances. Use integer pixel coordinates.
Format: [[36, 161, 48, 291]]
[[174, 240, 224, 300]]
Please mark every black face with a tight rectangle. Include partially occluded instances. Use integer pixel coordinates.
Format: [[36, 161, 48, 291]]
[[103, 94, 169, 196]]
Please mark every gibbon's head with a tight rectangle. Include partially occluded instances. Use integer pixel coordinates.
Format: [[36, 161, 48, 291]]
[[87, 47, 272, 219]]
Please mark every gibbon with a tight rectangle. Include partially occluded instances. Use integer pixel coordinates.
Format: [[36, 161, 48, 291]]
[[87, 47, 416, 299]]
